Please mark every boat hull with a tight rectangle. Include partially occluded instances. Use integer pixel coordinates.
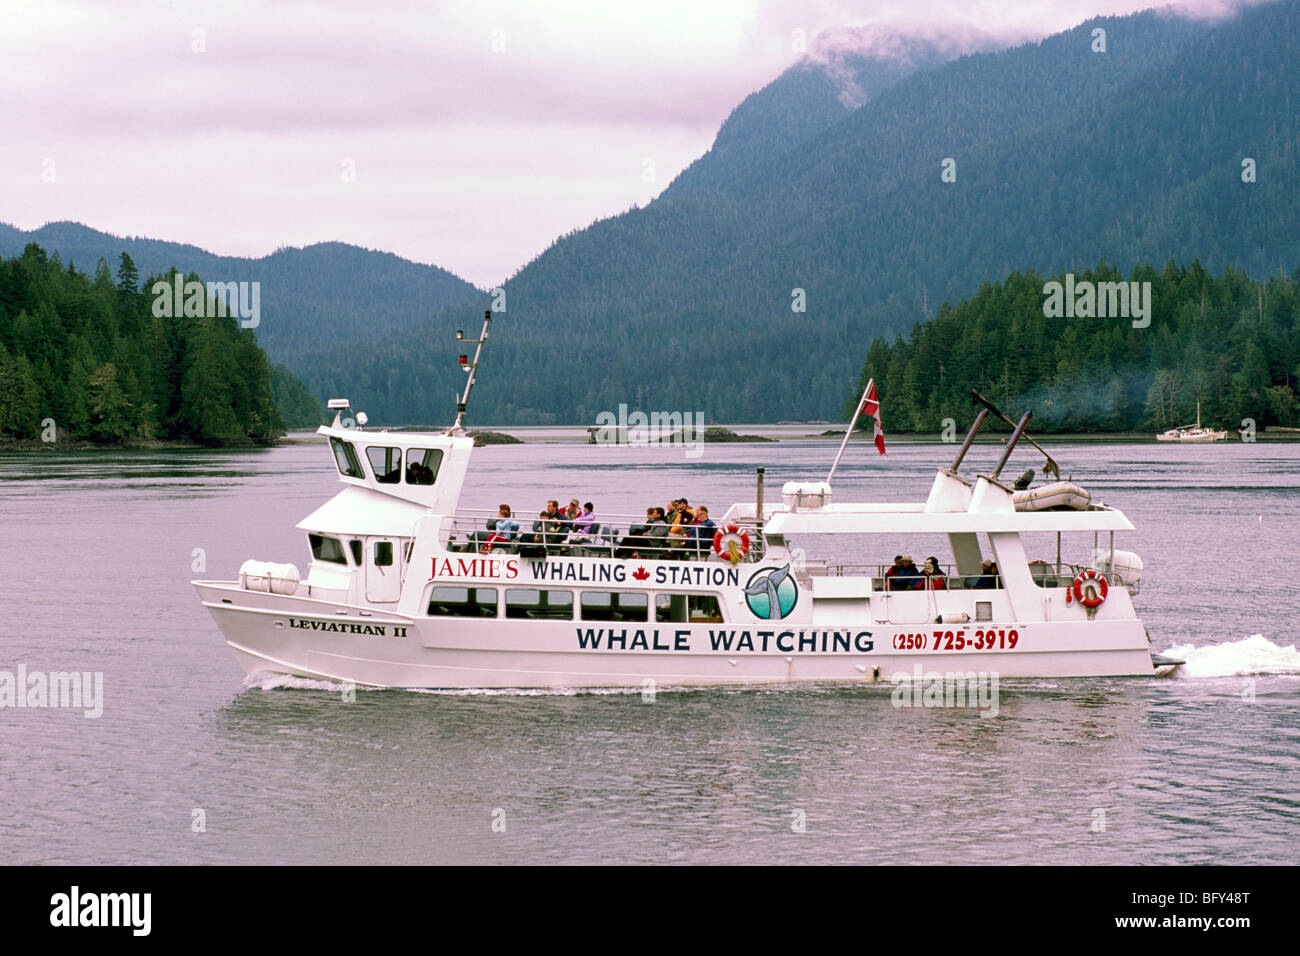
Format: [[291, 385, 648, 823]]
[[196, 582, 1159, 688]]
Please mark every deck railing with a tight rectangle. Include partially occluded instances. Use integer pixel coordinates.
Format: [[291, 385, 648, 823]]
[[821, 562, 1125, 592], [445, 510, 768, 563]]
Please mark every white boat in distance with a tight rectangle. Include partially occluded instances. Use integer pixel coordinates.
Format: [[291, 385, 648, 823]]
[[194, 312, 1175, 688], [1156, 402, 1227, 442]]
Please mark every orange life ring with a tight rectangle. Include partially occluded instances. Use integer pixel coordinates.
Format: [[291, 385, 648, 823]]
[[712, 525, 751, 564], [1072, 569, 1108, 608]]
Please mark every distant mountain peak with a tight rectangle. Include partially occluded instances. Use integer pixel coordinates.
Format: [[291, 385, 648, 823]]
[[802, 24, 1019, 108]]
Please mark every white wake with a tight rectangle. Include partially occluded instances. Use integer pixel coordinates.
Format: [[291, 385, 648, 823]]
[[1163, 634, 1300, 678]]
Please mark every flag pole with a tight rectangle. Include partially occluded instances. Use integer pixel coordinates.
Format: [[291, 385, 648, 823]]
[[827, 378, 873, 485]]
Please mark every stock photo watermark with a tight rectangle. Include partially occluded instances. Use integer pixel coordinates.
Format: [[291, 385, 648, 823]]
[[1042, 273, 1152, 328], [151, 275, 261, 328], [591, 404, 705, 458], [50, 887, 151, 936], [889, 665, 999, 717], [0, 665, 103, 718]]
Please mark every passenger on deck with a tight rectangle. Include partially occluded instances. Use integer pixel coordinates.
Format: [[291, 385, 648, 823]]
[[884, 555, 904, 590], [922, 556, 947, 590], [668, 497, 696, 555], [970, 560, 1001, 589], [897, 555, 923, 590], [643, 508, 670, 557], [520, 500, 565, 549], [479, 504, 519, 552], [616, 508, 654, 558], [690, 506, 716, 558], [571, 502, 597, 535], [617, 507, 667, 558], [494, 505, 519, 539]]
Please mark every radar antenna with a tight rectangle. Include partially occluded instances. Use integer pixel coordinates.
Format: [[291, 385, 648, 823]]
[[451, 310, 492, 434]]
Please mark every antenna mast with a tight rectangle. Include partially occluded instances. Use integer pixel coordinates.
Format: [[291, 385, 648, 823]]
[[451, 310, 492, 433]]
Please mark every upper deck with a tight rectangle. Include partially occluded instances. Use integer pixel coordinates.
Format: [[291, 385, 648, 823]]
[[722, 469, 1134, 536]]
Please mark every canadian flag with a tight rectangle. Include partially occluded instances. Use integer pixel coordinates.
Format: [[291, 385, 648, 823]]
[[859, 379, 886, 455]]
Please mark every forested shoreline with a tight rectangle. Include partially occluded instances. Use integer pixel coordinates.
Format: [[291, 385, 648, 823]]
[[849, 262, 1300, 434], [0, 243, 321, 446]]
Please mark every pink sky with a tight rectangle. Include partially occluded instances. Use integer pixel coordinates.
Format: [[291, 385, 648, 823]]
[[0, 0, 1246, 287]]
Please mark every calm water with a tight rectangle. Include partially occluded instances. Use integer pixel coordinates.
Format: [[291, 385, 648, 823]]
[[1, 436, 1298, 864]]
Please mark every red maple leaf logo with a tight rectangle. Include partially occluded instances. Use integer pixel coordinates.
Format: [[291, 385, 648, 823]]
[[632, 566, 650, 581]]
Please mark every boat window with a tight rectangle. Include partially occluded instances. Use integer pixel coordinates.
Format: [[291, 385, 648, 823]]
[[655, 593, 723, 623], [406, 448, 443, 486], [330, 437, 365, 479], [427, 586, 497, 617], [366, 446, 402, 484], [375, 541, 394, 567], [403, 541, 413, 563], [580, 591, 649, 622], [505, 589, 574, 620], [349, 539, 363, 565], [309, 533, 348, 565]]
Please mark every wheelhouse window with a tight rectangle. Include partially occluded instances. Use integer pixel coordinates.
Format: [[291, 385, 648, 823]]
[[580, 591, 648, 622], [374, 541, 394, 567], [330, 437, 365, 479], [309, 533, 348, 565], [349, 539, 363, 566], [427, 586, 497, 617], [405, 448, 443, 486], [366, 446, 402, 484], [505, 589, 574, 620], [655, 593, 723, 623]]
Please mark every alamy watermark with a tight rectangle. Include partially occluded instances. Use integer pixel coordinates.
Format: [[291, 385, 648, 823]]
[[889, 665, 999, 717], [151, 275, 260, 328], [1042, 273, 1151, 328], [49, 886, 150, 936], [1, 665, 103, 718], [591, 404, 705, 459]]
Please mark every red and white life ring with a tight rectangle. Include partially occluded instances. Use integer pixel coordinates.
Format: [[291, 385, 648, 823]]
[[712, 525, 751, 564], [1072, 569, 1108, 608]]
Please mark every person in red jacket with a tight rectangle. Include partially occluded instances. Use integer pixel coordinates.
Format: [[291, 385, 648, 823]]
[[922, 556, 947, 590], [884, 555, 905, 590]]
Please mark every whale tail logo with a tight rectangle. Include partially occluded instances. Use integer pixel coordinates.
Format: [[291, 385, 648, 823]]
[[744, 564, 797, 620]]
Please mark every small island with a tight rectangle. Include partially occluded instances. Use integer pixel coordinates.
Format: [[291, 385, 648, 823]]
[[467, 429, 523, 446], [704, 426, 776, 443]]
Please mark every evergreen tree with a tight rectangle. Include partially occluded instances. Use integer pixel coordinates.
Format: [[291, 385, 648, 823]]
[[0, 244, 313, 444], [86, 362, 134, 442]]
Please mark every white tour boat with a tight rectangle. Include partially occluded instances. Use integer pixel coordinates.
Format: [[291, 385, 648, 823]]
[[193, 313, 1178, 688], [1156, 402, 1227, 442]]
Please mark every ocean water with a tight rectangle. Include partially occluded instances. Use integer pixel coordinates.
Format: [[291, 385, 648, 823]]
[[1, 435, 1297, 864]]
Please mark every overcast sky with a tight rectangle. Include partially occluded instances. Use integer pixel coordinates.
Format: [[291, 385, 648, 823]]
[[0, 0, 1247, 287]]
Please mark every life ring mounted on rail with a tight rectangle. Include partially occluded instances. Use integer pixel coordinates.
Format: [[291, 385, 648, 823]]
[[712, 525, 751, 565], [1072, 569, 1108, 617]]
